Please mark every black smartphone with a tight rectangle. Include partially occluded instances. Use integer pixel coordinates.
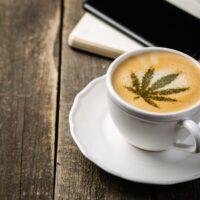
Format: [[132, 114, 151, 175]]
[[83, 0, 200, 59]]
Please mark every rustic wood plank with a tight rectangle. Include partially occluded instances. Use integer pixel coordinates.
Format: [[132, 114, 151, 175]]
[[54, 0, 152, 199], [0, 0, 60, 199], [154, 180, 200, 200]]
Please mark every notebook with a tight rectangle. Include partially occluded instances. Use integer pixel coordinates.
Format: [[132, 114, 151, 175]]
[[68, 13, 143, 59], [68, 0, 200, 59]]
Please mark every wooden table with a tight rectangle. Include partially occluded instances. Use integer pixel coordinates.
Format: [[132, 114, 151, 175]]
[[1, 0, 200, 199]]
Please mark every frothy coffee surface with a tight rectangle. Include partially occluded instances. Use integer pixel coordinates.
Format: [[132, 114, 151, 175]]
[[112, 52, 200, 113]]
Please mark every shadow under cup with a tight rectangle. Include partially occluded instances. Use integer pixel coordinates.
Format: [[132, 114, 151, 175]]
[[106, 47, 200, 152]]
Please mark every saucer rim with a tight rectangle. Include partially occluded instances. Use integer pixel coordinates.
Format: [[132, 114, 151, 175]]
[[69, 75, 200, 185]]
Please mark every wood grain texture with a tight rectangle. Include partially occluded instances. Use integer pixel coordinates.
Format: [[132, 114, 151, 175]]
[[54, 0, 152, 199], [0, 0, 60, 199], [154, 180, 200, 200]]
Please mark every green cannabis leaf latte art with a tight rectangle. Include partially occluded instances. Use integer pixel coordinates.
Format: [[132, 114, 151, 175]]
[[125, 67, 189, 108]]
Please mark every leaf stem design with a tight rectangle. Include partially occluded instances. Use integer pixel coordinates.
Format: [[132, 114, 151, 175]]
[[150, 73, 179, 90], [131, 72, 140, 92], [141, 67, 154, 91], [125, 67, 190, 108], [150, 87, 189, 96]]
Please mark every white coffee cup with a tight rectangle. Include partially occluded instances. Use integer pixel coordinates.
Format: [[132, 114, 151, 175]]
[[106, 47, 200, 153]]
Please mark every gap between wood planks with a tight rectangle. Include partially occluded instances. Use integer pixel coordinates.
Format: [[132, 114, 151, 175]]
[[53, 0, 65, 199]]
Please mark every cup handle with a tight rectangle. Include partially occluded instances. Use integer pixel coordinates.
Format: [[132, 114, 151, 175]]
[[173, 120, 200, 153]]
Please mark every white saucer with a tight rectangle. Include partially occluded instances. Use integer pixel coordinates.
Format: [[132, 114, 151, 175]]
[[69, 76, 200, 185]]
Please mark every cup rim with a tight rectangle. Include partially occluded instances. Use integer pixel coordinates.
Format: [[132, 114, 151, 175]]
[[106, 47, 200, 122]]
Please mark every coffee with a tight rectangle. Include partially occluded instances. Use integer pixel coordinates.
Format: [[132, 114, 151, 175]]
[[112, 51, 200, 113]]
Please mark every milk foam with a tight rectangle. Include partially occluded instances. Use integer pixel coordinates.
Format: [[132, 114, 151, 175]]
[[112, 51, 200, 113]]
